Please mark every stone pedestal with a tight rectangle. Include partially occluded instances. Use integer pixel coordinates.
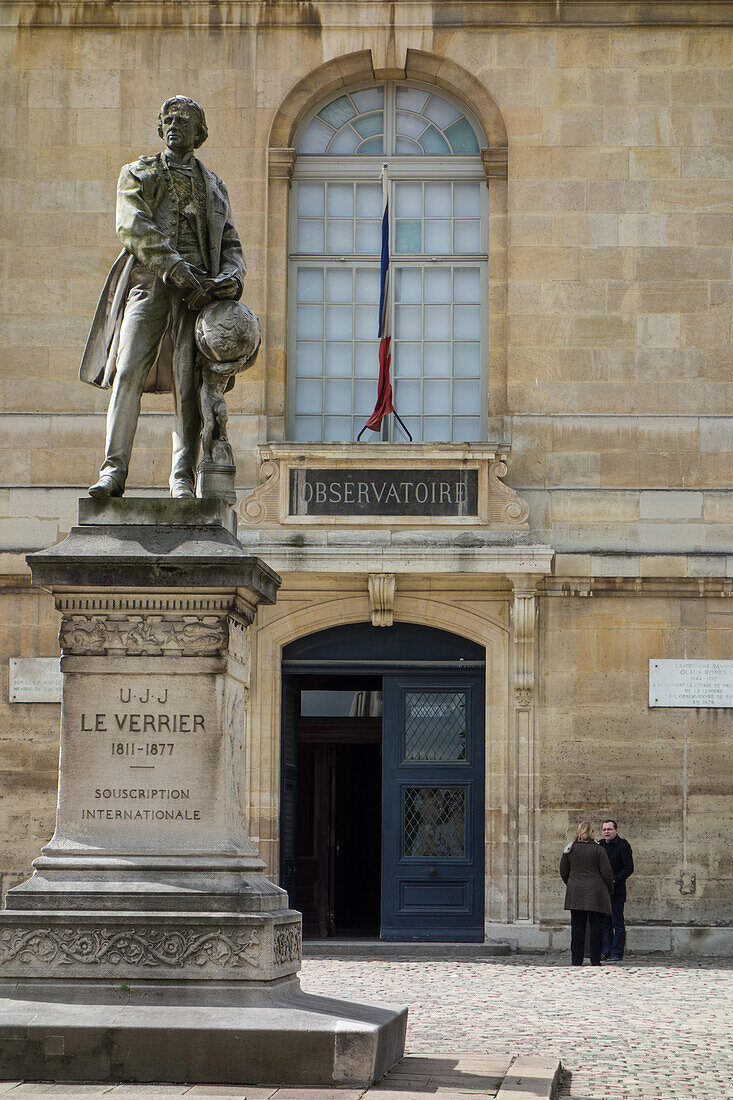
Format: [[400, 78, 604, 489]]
[[0, 499, 406, 1084]]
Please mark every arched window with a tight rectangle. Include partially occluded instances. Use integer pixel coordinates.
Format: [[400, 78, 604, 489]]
[[289, 82, 488, 444]]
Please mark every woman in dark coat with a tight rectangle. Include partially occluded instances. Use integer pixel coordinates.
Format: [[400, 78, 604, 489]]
[[560, 821, 614, 966]]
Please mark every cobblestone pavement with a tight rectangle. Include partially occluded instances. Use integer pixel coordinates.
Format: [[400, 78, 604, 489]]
[[299, 954, 733, 1100], [2, 955, 731, 1098]]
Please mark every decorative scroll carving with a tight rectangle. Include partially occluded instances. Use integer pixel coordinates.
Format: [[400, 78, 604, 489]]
[[238, 459, 281, 526], [0, 925, 261, 970], [368, 574, 396, 628], [274, 923, 301, 965], [511, 580, 537, 706], [481, 146, 508, 181], [488, 460, 530, 528], [59, 614, 227, 656]]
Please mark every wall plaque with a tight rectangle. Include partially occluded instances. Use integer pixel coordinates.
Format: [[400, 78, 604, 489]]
[[649, 659, 733, 708], [9, 657, 62, 703], [289, 467, 478, 518]]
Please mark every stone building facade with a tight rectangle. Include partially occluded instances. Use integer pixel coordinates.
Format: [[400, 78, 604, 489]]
[[1, 1, 731, 951]]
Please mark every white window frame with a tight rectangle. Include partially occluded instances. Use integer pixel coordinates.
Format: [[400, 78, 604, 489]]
[[287, 81, 489, 444]]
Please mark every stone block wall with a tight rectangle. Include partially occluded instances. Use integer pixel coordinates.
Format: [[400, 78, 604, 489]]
[[0, 579, 59, 902], [538, 590, 733, 925]]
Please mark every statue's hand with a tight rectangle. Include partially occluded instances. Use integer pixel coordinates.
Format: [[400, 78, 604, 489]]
[[168, 260, 204, 292], [208, 273, 240, 300]]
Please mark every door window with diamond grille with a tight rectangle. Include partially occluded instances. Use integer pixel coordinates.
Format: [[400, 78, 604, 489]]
[[289, 81, 488, 443]]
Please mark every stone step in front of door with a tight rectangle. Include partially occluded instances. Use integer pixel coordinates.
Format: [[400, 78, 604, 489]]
[[303, 939, 512, 958]]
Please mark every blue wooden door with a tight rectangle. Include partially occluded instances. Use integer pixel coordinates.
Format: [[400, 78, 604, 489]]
[[381, 674, 485, 942]]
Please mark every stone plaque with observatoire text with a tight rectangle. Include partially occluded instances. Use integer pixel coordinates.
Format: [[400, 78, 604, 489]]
[[289, 467, 479, 518]]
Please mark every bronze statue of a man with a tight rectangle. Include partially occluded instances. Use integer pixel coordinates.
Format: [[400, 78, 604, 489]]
[[80, 97, 246, 498]]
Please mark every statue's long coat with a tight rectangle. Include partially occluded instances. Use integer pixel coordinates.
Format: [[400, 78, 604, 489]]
[[79, 153, 246, 393]]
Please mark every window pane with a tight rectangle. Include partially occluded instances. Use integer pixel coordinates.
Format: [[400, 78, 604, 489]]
[[327, 183, 354, 217], [296, 380, 322, 414], [396, 136, 422, 155], [356, 183, 382, 217], [299, 119, 334, 155], [325, 343, 352, 377], [324, 379, 351, 414], [326, 219, 353, 253], [454, 219, 481, 253], [425, 182, 451, 217], [454, 182, 481, 218], [326, 268, 353, 302], [355, 342, 379, 376], [297, 267, 323, 302], [294, 415, 322, 441], [453, 379, 480, 414], [423, 416, 451, 442], [395, 304, 421, 339], [453, 305, 481, 340], [352, 87, 384, 113], [298, 182, 324, 217], [424, 94, 462, 128], [324, 416, 352, 441], [424, 304, 451, 340], [356, 220, 380, 253], [425, 268, 451, 303], [399, 416, 420, 442], [394, 342, 421, 377], [404, 692, 467, 762], [396, 111, 428, 140], [396, 220, 421, 252], [424, 380, 450, 414], [357, 136, 383, 154], [424, 342, 451, 377], [425, 220, 451, 253], [326, 304, 353, 339], [420, 125, 451, 155], [394, 267, 422, 303], [297, 219, 324, 252], [406, 791, 470, 866], [354, 379, 377, 415], [452, 417, 481, 442], [446, 117, 480, 154], [394, 380, 421, 415], [319, 95, 356, 128], [355, 268, 380, 302], [296, 342, 322, 376], [396, 86, 429, 113], [355, 304, 375, 339], [453, 267, 481, 303], [296, 305, 323, 339], [453, 343, 481, 377], [395, 182, 422, 217], [352, 111, 382, 138], [328, 127, 360, 155]]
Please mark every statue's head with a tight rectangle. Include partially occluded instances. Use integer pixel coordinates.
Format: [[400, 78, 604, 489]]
[[157, 96, 208, 152]]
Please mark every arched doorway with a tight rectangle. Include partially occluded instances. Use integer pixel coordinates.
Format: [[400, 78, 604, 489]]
[[281, 622, 486, 941]]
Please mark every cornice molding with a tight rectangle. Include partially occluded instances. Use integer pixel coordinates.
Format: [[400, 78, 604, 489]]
[[4, 1, 733, 30]]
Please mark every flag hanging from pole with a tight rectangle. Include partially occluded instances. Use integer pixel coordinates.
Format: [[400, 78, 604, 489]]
[[361, 164, 394, 433]]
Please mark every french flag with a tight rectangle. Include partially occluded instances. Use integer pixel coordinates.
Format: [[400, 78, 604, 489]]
[[361, 169, 394, 433]]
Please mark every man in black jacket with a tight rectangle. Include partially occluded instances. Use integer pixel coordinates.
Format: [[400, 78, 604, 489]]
[[599, 819, 634, 960]]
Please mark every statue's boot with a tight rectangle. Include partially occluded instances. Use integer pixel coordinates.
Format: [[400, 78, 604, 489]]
[[88, 474, 124, 499]]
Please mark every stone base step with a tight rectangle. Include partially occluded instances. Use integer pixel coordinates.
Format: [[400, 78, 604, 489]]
[[303, 939, 512, 958], [0, 981, 407, 1085]]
